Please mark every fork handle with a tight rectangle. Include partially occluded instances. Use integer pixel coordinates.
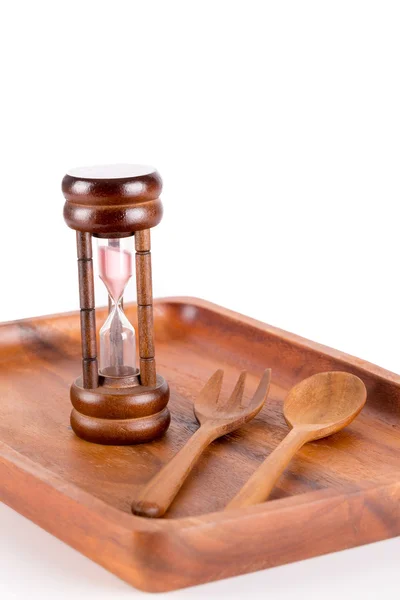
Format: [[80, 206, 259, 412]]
[[132, 425, 215, 518], [225, 427, 310, 510]]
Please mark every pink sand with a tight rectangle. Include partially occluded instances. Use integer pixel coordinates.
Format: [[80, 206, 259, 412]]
[[98, 245, 132, 301]]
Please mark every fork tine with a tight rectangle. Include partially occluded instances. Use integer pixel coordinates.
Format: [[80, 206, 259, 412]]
[[221, 370, 247, 410], [247, 369, 272, 410], [197, 369, 224, 405]]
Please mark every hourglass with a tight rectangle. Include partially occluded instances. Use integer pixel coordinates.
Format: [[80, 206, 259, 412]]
[[62, 164, 170, 445]]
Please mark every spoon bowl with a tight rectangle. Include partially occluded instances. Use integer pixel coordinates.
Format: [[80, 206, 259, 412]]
[[284, 371, 367, 440]]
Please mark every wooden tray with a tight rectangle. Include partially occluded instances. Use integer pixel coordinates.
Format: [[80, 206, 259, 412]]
[[1, 297, 399, 592]]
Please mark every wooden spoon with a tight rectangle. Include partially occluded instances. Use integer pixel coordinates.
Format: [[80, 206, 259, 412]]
[[132, 368, 271, 518], [226, 371, 367, 510]]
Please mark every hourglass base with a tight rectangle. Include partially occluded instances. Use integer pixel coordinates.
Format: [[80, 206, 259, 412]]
[[70, 374, 170, 445]]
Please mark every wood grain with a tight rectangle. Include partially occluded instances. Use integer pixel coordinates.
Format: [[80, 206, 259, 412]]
[[0, 297, 400, 592]]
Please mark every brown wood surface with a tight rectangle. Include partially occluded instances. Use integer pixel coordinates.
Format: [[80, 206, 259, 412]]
[[135, 229, 156, 386], [76, 232, 98, 389], [0, 297, 400, 592], [62, 165, 163, 235]]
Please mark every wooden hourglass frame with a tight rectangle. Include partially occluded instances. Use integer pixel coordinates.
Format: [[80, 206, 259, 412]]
[[62, 165, 170, 444]]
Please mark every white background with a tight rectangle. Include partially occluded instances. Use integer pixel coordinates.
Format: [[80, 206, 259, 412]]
[[1, 1, 399, 598]]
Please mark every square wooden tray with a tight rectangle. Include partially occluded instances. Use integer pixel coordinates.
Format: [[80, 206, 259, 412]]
[[1, 298, 399, 592]]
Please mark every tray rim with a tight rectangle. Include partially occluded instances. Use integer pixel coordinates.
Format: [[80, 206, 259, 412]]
[[2, 296, 400, 591], [3, 295, 400, 384]]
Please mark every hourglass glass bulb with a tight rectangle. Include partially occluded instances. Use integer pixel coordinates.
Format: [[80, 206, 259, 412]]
[[97, 238, 137, 377], [98, 241, 131, 302]]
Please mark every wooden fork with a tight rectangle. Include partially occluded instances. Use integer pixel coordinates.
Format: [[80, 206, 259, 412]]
[[131, 368, 271, 518]]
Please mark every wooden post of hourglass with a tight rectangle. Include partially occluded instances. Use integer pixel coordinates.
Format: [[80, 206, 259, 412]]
[[135, 229, 156, 387], [76, 231, 98, 389], [62, 164, 170, 445]]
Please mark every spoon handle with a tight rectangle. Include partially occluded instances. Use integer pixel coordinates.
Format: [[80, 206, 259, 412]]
[[132, 425, 214, 518], [225, 428, 310, 510]]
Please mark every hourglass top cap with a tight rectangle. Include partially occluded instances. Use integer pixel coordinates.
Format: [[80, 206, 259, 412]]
[[62, 164, 163, 234]]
